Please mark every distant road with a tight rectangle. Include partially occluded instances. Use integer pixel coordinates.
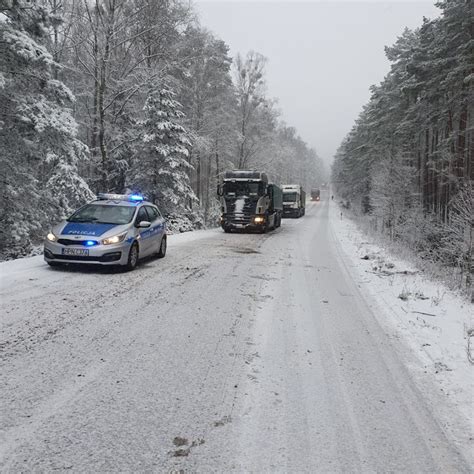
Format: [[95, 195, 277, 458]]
[[0, 200, 469, 472]]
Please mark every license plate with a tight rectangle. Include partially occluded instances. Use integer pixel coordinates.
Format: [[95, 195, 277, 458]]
[[61, 248, 89, 257]]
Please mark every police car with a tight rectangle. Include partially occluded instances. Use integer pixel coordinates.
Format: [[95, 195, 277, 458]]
[[44, 194, 167, 270]]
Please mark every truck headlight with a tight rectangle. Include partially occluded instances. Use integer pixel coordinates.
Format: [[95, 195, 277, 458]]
[[46, 232, 57, 242], [102, 232, 127, 245], [254, 216, 264, 224]]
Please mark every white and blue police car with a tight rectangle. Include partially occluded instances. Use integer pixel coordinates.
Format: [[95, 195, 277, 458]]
[[44, 194, 166, 270]]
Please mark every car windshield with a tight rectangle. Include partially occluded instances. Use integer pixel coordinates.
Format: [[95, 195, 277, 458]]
[[224, 182, 263, 197], [284, 192, 297, 202], [68, 204, 136, 225]]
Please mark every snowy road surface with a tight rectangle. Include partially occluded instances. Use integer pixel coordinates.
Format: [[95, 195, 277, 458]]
[[0, 201, 470, 472]]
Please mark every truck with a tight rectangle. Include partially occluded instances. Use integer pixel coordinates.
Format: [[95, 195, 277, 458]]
[[282, 184, 306, 218], [218, 170, 283, 233], [311, 188, 321, 201]]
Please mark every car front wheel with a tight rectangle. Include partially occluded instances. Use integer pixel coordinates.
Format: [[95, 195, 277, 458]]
[[157, 235, 167, 258], [126, 242, 139, 270]]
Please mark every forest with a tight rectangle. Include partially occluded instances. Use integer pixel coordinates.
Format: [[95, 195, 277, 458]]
[[0, 0, 326, 258], [332, 0, 473, 290]]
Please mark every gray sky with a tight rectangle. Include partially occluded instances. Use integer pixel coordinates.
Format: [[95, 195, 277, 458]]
[[196, 1, 440, 163]]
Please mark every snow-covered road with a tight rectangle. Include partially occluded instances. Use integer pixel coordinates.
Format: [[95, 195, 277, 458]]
[[0, 201, 470, 472]]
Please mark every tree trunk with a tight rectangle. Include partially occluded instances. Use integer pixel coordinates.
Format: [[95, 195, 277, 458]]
[[457, 104, 468, 179], [239, 114, 246, 169], [196, 149, 201, 203], [98, 0, 115, 190], [215, 137, 220, 180], [90, 4, 100, 162], [204, 153, 211, 223]]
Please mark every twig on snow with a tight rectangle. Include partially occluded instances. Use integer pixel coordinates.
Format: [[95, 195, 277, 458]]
[[467, 328, 474, 365], [411, 311, 437, 317]]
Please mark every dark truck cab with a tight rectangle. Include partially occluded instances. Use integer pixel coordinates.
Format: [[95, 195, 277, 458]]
[[218, 170, 282, 233], [311, 188, 321, 201]]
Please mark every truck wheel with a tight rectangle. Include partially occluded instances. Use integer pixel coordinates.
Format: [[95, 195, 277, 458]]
[[224, 227, 231, 233]]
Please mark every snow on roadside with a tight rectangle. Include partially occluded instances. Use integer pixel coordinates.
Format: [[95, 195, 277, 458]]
[[330, 201, 473, 438], [167, 227, 220, 247], [0, 228, 219, 284]]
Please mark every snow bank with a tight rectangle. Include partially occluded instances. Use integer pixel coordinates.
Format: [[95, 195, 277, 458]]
[[330, 201, 473, 444], [167, 227, 220, 247]]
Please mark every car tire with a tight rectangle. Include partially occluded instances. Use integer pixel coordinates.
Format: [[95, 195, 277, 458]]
[[47, 261, 61, 267], [157, 235, 167, 258], [126, 242, 139, 271], [224, 227, 231, 233]]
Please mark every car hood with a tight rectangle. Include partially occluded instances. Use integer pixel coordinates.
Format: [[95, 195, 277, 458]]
[[54, 222, 130, 238]]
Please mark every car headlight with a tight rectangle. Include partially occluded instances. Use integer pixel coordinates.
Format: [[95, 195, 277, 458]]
[[101, 232, 127, 245], [254, 216, 264, 223], [46, 232, 57, 242]]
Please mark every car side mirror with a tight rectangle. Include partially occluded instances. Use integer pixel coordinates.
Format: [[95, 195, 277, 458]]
[[137, 220, 151, 228], [217, 184, 223, 196]]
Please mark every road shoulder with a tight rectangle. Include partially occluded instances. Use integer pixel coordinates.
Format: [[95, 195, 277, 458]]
[[329, 200, 473, 465]]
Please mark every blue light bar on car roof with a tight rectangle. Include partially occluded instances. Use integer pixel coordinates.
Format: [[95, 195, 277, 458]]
[[97, 193, 144, 202]]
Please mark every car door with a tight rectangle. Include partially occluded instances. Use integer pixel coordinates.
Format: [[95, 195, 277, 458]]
[[145, 205, 165, 251], [135, 206, 152, 256]]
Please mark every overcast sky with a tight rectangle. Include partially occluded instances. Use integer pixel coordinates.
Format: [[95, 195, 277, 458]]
[[196, 1, 440, 164]]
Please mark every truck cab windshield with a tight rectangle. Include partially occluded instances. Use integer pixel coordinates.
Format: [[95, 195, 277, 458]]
[[283, 192, 297, 202], [224, 182, 264, 197]]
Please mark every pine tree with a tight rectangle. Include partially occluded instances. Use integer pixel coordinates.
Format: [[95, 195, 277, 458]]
[[129, 84, 199, 228], [175, 26, 236, 220], [332, 2, 473, 288], [0, 0, 93, 257]]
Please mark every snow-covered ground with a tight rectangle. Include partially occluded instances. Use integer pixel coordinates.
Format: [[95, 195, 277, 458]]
[[0, 227, 219, 296], [332, 201, 474, 457], [0, 200, 471, 471]]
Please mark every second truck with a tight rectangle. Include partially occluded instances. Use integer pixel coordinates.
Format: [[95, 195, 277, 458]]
[[282, 184, 306, 218], [218, 170, 282, 233]]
